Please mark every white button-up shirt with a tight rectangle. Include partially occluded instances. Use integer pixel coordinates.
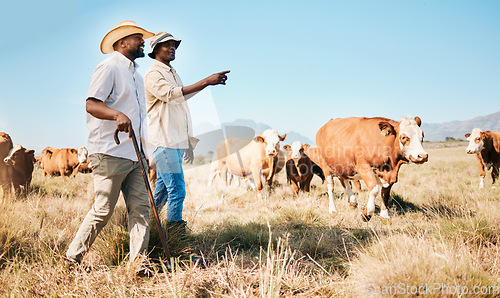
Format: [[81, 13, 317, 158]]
[[144, 60, 194, 150], [86, 52, 148, 161]]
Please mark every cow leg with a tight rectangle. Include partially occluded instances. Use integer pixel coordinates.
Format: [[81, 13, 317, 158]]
[[358, 168, 380, 222], [252, 169, 266, 199], [477, 157, 486, 188], [326, 175, 336, 213], [352, 180, 362, 193], [247, 177, 257, 191], [291, 178, 299, 194], [207, 169, 219, 187], [380, 184, 393, 219], [304, 177, 311, 192], [491, 165, 499, 188], [220, 165, 229, 186], [344, 180, 358, 208]]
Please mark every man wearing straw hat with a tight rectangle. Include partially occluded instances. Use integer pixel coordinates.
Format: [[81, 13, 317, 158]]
[[66, 21, 154, 272], [144, 31, 229, 245]]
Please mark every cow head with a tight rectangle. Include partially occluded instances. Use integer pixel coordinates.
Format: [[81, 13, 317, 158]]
[[253, 129, 287, 157], [465, 128, 483, 154], [4, 144, 35, 167], [395, 116, 428, 164], [77, 146, 89, 163], [283, 141, 310, 161]]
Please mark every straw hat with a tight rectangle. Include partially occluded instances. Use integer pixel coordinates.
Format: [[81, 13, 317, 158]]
[[100, 20, 154, 54], [148, 31, 181, 58]]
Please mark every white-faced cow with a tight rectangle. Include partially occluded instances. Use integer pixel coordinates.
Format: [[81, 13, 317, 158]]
[[316, 116, 428, 221], [284, 141, 319, 194], [465, 128, 500, 188], [3, 144, 36, 195], [209, 129, 286, 198], [74, 146, 92, 174]]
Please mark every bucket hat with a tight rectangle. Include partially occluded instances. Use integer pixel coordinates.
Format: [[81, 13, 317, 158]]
[[148, 31, 181, 58]]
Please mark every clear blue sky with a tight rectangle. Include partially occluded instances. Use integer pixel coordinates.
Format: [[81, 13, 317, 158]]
[[1, 0, 499, 154]]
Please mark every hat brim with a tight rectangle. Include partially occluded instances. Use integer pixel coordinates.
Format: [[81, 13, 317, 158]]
[[148, 39, 181, 59], [101, 26, 154, 54]]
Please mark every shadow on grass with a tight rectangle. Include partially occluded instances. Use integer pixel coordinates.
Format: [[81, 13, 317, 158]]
[[149, 219, 378, 277], [390, 193, 474, 220]]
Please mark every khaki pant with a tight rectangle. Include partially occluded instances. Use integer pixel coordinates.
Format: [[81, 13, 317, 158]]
[[66, 154, 150, 263]]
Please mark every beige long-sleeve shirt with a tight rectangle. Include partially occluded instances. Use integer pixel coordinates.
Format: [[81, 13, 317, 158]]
[[144, 60, 193, 149]]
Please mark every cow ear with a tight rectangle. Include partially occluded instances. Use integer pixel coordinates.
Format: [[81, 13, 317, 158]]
[[465, 133, 471, 139], [414, 116, 422, 127], [279, 134, 287, 141], [303, 144, 310, 150], [378, 122, 395, 136], [253, 136, 265, 143], [283, 145, 291, 151]]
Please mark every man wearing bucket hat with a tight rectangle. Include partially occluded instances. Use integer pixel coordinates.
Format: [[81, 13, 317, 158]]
[[144, 31, 229, 250], [66, 21, 154, 273]]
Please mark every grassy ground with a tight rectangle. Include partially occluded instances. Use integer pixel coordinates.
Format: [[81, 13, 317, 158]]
[[1, 144, 499, 297]]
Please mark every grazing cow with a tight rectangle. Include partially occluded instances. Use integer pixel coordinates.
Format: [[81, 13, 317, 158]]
[[305, 147, 361, 207], [284, 141, 316, 194], [0, 132, 13, 193], [40, 147, 84, 178], [210, 129, 286, 198], [465, 128, 500, 188], [3, 144, 35, 195], [316, 116, 428, 221]]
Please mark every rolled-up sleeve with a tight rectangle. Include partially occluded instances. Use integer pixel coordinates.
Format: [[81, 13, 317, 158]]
[[87, 63, 114, 102], [145, 70, 185, 104]]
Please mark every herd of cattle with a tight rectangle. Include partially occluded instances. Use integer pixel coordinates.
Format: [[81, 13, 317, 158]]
[[1, 116, 499, 221], [0, 133, 91, 195], [208, 116, 500, 221]]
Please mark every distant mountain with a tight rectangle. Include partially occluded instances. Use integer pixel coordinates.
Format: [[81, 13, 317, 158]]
[[192, 119, 314, 156], [422, 111, 500, 142]]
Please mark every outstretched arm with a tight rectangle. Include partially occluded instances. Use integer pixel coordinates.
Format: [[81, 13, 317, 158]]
[[182, 70, 230, 97]]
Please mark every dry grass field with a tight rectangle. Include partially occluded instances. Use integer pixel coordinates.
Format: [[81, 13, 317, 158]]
[[1, 142, 500, 297]]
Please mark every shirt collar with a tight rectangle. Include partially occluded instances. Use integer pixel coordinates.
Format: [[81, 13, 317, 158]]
[[113, 51, 139, 71], [152, 59, 175, 73]]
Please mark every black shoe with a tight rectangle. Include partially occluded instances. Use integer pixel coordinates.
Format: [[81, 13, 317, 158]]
[[64, 256, 91, 273]]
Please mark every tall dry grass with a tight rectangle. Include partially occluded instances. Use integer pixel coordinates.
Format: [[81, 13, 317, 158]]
[[1, 143, 499, 296]]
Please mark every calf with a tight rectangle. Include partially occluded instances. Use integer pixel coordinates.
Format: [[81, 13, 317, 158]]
[[465, 128, 500, 188], [284, 141, 315, 194]]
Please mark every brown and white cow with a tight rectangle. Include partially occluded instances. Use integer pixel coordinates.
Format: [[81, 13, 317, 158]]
[[210, 129, 286, 198], [465, 128, 500, 188], [3, 144, 36, 195], [0, 132, 13, 193], [284, 141, 315, 194], [316, 116, 428, 221], [40, 147, 86, 178]]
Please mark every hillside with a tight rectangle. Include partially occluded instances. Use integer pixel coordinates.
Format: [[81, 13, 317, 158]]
[[193, 119, 313, 156], [422, 111, 500, 141]]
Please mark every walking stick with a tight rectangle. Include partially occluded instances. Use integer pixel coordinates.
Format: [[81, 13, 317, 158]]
[[114, 129, 172, 264]]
